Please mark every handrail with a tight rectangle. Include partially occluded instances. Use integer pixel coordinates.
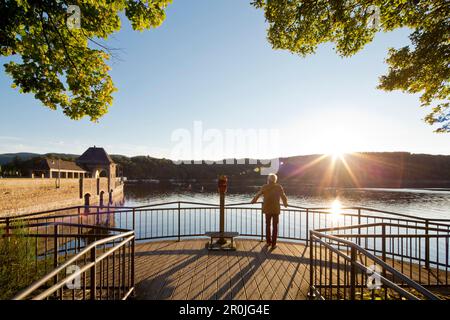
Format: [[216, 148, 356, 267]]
[[2, 200, 449, 224], [315, 222, 450, 234], [0, 206, 133, 222], [4, 221, 132, 233], [30, 235, 134, 300], [311, 235, 421, 300], [131, 205, 450, 228], [310, 230, 440, 300], [132, 200, 437, 217], [12, 222, 135, 300], [132, 201, 450, 222]]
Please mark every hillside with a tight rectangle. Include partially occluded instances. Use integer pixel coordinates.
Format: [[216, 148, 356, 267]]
[[0, 152, 40, 165], [1, 152, 450, 188]]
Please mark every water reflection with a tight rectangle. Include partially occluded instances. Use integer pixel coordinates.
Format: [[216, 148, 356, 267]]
[[329, 199, 343, 222]]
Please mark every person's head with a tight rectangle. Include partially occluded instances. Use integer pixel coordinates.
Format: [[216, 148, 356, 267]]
[[267, 173, 278, 184]]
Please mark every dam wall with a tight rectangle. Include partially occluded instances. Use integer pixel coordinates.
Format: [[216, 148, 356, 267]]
[[0, 177, 124, 217]]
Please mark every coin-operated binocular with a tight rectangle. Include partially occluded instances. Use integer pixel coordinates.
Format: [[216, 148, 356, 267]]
[[205, 175, 238, 250], [218, 175, 228, 194]]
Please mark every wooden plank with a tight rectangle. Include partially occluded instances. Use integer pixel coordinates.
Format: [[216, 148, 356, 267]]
[[257, 243, 289, 299], [278, 241, 311, 299], [174, 240, 207, 299], [205, 231, 239, 238], [171, 240, 204, 300], [158, 239, 192, 299], [186, 241, 210, 300], [240, 240, 274, 300], [136, 240, 185, 299], [266, 243, 298, 300], [216, 250, 232, 300], [227, 241, 248, 299], [236, 240, 262, 300], [202, 250, 221, 300]]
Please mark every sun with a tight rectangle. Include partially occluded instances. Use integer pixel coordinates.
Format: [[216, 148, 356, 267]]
[[332, 151, 345, 160], [325, 141, 349, 161], [328, 150, 346, 161]]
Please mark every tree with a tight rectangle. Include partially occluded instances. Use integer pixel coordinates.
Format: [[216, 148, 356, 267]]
[[252, 0, 449, 132], [0, 0, 171, 121]]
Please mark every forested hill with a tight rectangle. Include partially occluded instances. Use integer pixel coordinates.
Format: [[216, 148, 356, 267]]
[[111, 152, 450, 188], [278, 152, 450, 188], [1, 152, 450, 188]]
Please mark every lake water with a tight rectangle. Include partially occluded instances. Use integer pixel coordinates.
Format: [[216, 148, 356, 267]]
[[48, 182, 449, 271], [116, 184, 450, 265], [123, 183, 450, 220]]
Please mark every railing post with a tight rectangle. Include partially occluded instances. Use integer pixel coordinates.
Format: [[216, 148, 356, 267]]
[[260, 203, 264, 242], [53, 225, 59, 288], [382, 224, 386, 263], [350, 246, 356, 300], [306, 209, 309, 242], [132, 208, 136, 231], [131, 237, 135, 291], [425, 219, 430, 269], [177, 202, 181, 242], [357, 208, 361, 246], [122, 245, 126, 296], [90, 246, 96, 300], [308, 232, 315, 299], [5, 217, 10, 237], [381, 224, 387, 299], [77, 208, 81, 251]]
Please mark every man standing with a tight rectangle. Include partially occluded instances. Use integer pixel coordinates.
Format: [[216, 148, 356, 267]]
[[251, 173, 288, 249]]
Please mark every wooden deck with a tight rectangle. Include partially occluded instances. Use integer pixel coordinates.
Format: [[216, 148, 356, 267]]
[[133, 239, 449, 300], [134, 239, 311, 300]]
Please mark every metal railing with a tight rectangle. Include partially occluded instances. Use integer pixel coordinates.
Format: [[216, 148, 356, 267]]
[[2, 201, 449, 241], [2, 202, 449, 264], [2, 222, 135, 300], [309, 222, 450, 300], [314, 223, 450, 285], [1, 200, 449, 300]]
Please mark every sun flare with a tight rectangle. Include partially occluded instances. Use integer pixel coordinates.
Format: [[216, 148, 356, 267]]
[[327, 145, 348, 161], [331, 151, 345, 161], [330, 199, 342, 220]]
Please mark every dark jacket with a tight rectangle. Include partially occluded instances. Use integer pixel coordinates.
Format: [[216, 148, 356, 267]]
[[253, 183, 288, 215]]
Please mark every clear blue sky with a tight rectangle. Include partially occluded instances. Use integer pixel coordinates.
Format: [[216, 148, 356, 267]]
[[1, 0, 449, 158]]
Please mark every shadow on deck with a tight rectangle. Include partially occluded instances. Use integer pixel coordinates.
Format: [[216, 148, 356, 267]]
[[134, 239, 311, 300]]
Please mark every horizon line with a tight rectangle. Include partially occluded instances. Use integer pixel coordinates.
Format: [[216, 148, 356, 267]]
[[2, 150, 450, 161]]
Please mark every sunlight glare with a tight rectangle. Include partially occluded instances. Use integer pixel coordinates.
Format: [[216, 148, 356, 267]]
[[327, 144, 347, 161], [330, 199, 343, 221], [331, 151, 345, 161]]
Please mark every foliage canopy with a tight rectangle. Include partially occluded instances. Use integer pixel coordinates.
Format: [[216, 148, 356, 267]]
[[252, 0, 449, 132], [1, 0, 172, 121]]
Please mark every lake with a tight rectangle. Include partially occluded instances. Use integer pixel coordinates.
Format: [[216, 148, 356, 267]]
[[123, 183, 450, 220]]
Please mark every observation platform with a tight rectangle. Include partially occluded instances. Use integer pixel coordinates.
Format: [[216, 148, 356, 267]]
[[3, 201, 449, 300], [133, 239, 449, 300], [134, 239, 311, 300]]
